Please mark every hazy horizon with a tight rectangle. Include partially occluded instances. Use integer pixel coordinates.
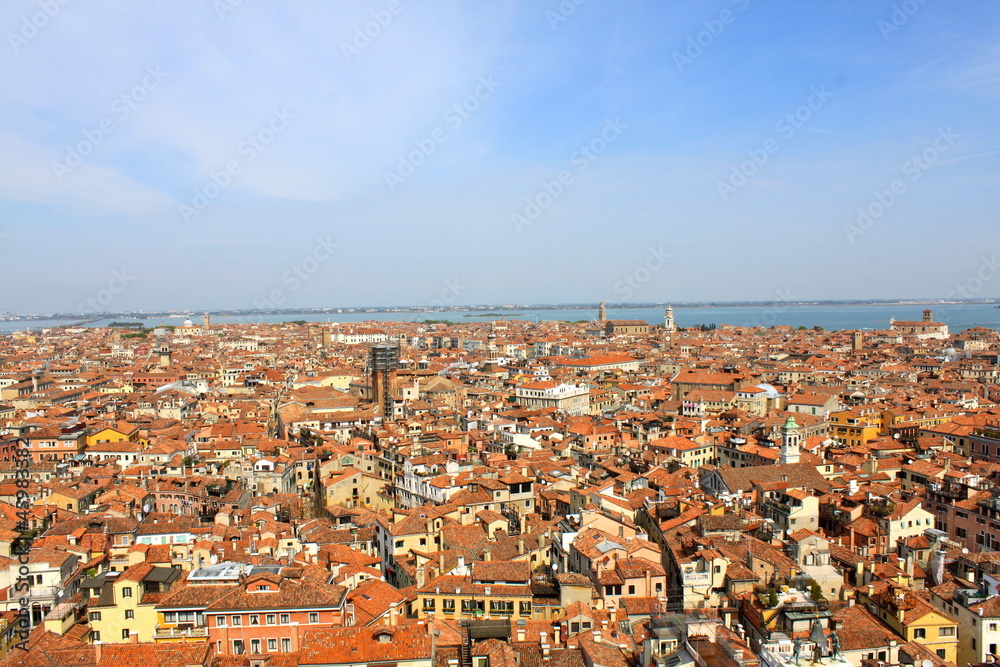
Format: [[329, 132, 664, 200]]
[[7, 297, 1000, 320], [2, 2, 999, 313]]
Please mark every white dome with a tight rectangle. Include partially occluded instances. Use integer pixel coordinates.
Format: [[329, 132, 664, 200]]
[[755, 383, 781, 399]]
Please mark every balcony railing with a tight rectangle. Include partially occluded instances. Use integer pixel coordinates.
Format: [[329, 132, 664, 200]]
[[462, 619, 511, 639], [979, 497, 1000, 512], [928, 483, 966, 501], [27, 585, 61, 600], [154, 625, 210, 638], [762, 499, 791, 514], [974, 426, 1000, 440], [954, 588, 991, 607], [682, 571, 712, 586], [867, 502, 895, 517]]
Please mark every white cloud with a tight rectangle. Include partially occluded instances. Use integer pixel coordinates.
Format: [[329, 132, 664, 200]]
[[0, 133, 172, 215]]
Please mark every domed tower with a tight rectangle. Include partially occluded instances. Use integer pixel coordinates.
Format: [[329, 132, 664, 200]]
[[779, 415, 801, 465], [664, 305, 677, 333], [487, 324, 500, 360]]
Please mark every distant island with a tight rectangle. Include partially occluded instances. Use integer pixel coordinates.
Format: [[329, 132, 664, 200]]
[[4, 297, 1000, 322]]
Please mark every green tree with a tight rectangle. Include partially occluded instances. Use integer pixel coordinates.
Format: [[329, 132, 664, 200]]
[[809, 580, 824, 602], [768, 588, 779, 608]]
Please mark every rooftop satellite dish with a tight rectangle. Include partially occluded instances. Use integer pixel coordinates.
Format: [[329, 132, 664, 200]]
[[922, 660, 934, 667], [963, 548, 969, 554]]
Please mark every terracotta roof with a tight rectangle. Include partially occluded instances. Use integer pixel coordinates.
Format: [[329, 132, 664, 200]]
[[831, 605, 900, 651], [298, 624, 433, 665]]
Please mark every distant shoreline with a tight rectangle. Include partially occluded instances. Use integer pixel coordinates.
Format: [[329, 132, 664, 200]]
[[3, 298, 999, 322]]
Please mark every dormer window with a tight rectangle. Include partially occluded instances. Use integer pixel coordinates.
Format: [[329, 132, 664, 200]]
[[257, 584, 271, 591], [375, 631, 393, 643]]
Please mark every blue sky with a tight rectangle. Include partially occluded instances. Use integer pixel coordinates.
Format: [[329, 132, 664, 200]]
[[1, 1, 998, 313]]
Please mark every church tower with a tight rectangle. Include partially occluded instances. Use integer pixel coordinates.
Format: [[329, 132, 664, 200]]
[[664, 305, 677, 333], [157, 343, 171, 369], [662, 304, 677, 349], [487, 324, 500, 360], [598, 301, 607, 322], [779, 415, 801, 465]]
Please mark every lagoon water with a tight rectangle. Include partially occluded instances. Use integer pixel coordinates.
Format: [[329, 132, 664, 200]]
[[3, 303, 999, 334]]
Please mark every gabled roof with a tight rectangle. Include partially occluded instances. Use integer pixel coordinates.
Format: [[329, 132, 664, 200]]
[[711, 462, 832, 494]]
